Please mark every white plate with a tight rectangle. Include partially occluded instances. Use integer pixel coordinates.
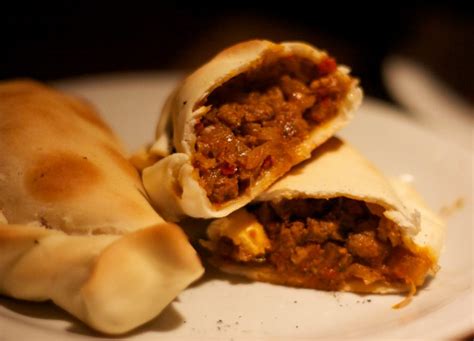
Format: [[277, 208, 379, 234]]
[[1, 72, 472, 340]]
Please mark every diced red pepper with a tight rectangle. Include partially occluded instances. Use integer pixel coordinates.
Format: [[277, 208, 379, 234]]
[[319, 97, 332, 109], [220, 162, 237, 176], [323, 267, 338, 280], [194, 120, 205, 134], [262, 155, 274, 170], [318, 57, 337, 76]]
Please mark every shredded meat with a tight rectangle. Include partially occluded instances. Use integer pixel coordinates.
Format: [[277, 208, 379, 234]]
[[193, 56, 352, 204], [213, 198, 432, 290]]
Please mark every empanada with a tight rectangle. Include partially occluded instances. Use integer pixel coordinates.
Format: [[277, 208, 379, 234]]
[[142, 40, 362, 221], [202, 138, 444, 297], [0, 80, 204, 334]]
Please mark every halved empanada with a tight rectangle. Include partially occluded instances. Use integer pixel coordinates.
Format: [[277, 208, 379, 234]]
[[202, 138, 445, 296], [142, 40, 362, 221]]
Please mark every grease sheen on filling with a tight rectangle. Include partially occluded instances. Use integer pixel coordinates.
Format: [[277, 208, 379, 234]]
[[212, 198, 433, 291], [193, 56, 352, 204]]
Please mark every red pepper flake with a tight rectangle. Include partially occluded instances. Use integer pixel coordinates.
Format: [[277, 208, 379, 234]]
[[318, 57, 337, 76], [194, 120, 205, 133], [323, 267, 337, 280], [320, 97, 331, 107], [262, 155, 273, 170], [220, 162, 237, 176]]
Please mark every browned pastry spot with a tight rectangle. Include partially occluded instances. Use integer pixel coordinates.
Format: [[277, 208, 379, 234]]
[[25, 152, 102, 202]]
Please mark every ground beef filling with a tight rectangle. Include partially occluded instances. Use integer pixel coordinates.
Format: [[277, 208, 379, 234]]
[[193, 56, 352, 204], [216, 198, 432, 290]]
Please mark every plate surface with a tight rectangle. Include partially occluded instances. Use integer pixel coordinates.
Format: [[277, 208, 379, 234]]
[[1, 72, 472, 340]]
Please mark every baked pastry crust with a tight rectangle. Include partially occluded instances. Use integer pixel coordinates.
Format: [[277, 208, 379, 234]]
[[143, 40, 362, 221], [0, 80, 204, 334]]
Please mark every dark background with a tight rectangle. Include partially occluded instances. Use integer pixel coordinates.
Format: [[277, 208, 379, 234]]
[[2, 3, 473, 103]]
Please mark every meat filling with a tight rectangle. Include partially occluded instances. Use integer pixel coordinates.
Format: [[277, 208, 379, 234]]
[[193, 56, 353, 204], [213, 198, 432, 291]]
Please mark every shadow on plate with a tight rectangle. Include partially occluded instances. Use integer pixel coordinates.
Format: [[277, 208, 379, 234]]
[[0, 295, 186, 338], [0, 296, 67, 321], [66, 304, 185, 338], [190, 258, 253, 289]]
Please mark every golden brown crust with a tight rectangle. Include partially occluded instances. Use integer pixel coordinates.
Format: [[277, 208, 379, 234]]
[[0, 79, 161, 234], [0, 222, 204, 335], [0, 79, 114, 136], [101, 142, 144, 186], [25, 152, 102, 202], [0, 79, 204, 334], [214, 40, 275, 59], [61, 95, 114, 134]]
